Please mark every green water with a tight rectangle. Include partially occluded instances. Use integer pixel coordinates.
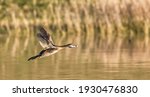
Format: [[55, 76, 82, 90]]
[[0, 32, 150, 80]]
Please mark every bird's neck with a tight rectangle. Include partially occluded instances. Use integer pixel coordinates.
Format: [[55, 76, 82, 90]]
[[54, 44, 70, 47]]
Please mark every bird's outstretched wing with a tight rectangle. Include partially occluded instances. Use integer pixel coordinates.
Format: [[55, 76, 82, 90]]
[[37, 26, 54, 49]]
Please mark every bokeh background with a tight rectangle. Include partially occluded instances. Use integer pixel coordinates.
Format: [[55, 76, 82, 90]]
[[0, 0, 150, 79]]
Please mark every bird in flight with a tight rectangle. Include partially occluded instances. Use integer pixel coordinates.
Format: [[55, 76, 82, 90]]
[[28, 26, 77, 61]]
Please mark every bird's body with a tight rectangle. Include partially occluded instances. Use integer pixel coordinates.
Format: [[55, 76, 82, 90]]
[[28, 26, 77, 61]]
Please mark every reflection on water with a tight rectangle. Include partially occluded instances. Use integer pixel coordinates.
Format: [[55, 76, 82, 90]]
[[0, 31, 150, 80]]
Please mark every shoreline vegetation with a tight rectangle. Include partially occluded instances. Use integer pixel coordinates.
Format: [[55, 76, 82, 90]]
[[0, 0, 150, 56]]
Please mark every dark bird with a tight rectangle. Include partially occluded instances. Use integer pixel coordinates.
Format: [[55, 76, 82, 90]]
[[28, 26, 77, 61]]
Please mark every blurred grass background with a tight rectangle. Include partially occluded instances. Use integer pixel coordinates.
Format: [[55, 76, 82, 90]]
[[0, 0, 150, 52]]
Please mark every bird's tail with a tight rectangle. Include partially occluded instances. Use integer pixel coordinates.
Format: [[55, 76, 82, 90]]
[[28, 54, 41, 61]]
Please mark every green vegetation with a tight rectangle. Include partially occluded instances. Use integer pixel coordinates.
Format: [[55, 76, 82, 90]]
[[0, 0, 150, 49]]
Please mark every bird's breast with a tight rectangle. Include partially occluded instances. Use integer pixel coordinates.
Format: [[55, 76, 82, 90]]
[[41, 48, 60, 57]]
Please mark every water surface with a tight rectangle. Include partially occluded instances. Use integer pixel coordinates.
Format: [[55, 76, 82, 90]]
[[0, 32, 150, 80]]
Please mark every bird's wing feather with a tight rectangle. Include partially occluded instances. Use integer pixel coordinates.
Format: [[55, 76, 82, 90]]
[[37, 26, 54, 49]]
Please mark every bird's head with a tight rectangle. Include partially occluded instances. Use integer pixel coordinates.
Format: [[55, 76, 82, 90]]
[[67, 44, 78, 48]]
